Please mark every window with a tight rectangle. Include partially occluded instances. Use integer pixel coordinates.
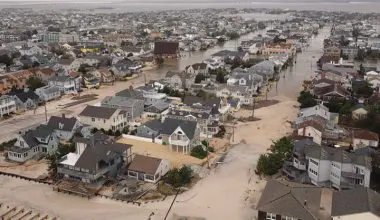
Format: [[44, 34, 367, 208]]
[[20, 141, 24, 147], [309, 168, 318, 176], [310, 159, 319, 166], [266, 213, 276, 220], [91, 117, 95, 122], [282, 217, 296, 220]]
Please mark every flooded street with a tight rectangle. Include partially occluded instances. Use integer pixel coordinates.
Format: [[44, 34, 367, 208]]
[[268, 25, 331, 98], [148, 24, 331, 99]]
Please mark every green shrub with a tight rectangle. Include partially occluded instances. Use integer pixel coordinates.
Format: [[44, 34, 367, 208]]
[[165, 166, 193, 188], [190, 145, 208, 159]]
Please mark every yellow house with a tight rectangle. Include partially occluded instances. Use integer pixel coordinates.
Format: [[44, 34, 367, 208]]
[[351, 103, 368, 120], [80, 47, 100, 53]]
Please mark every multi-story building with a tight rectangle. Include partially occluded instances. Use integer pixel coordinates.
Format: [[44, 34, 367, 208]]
[[0, 95, 16, 117], [57, 132, 132, 183], [78, 106, 127, 132], [101, 96, 144, 122], [284, 139, 372, 190]]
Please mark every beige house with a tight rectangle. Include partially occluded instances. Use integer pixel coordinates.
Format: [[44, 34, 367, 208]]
[[297, 120, 324, 145], [78, 105, 127, 132], [352, 129, 379, 150]]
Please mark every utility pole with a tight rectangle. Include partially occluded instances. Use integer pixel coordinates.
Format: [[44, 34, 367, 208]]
[[44, 102, 47, 123], [205, 119, 210, 169], [252, 96, 256, 117]]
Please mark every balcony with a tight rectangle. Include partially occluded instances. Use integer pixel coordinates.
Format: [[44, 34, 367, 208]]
[[341, 171, 364, 179]]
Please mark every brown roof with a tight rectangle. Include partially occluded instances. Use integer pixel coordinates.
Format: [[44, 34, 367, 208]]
[[128, 154, 162, 175], [39, 68, 55, 76], [154, 41, 179, 55], [313, 84, 350, 97], [298, 120, 324, 132], [352, 129, 379, 141]]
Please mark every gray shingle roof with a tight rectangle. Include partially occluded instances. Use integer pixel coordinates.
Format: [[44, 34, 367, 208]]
[[142, 118, 197, 139], [305, 145, 372, 169], [101, 96, 142, 108], [73, 132, 131, 172], [47, 115, 78, 132], [332, 188, 380, 217], [256, 180, 324, 220], [79, 105, 118, 119]]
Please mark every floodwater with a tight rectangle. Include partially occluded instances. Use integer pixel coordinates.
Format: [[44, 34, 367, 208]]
[[150, 24, 330, 99], [2, 1, 380, 13]]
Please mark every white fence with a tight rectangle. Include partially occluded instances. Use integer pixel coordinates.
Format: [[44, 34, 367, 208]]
[[121, 134, 163, 144]]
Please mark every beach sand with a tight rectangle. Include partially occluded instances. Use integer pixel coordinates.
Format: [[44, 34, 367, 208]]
[[0, 96, 298, 220]]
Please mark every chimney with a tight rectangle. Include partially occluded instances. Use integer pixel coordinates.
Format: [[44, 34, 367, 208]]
[[304, 200, 307, 206], [62, 113, 65, 119]]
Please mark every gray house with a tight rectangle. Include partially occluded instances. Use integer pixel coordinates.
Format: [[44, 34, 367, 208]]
[[47, 114, 80, 141], [57, 132, 132, 183], [249, 60, 275, 80], [7, 125, 59, 162], [137, 118, 199, 154], [8, 91, 40, 111], [101, 96, 144, 121], [35, 85, 62, 102]]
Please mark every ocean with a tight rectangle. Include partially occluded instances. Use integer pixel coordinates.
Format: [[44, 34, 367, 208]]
[[0, 1, 380, 13]]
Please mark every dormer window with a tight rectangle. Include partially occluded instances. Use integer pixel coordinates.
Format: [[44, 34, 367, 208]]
[[58, 122, 64, 130]]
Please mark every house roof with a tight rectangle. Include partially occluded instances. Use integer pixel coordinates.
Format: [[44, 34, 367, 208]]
[[71, 132, 131, 172], [256, 180, 325, 220], [101, 96, 142, 108], [332, 188, 380, 217], [116, 88, 144, 99], [128, 154, 162, 175], [47, 115, 78, 132], [154, 41, 179, 55], [352, 129, 379, 141], [79, 105, 118, 119], [21, 125, 53, 148], [305, 145, 372, 169], [7, 90, 39, 103], [313, 84, 350, 97], [298, 120, 325, 132], [142, 118, 197, 139]]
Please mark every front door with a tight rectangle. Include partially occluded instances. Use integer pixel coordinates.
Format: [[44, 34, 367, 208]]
[[138, 173, 144, 181]]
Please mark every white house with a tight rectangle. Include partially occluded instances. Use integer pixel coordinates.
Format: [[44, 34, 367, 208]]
[[331, 188, 380, 220], [78, 105, 127, 132], [35, 85, 62, 102], [0, 95, 16, 117], [297, 120, 324, 145], [127, 154, 171, 183], [352, 129, 379, 150], [305, 145, 371, 190], [48, 76, 81, 95]]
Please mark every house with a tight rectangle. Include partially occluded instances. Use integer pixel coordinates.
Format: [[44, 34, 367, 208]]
[[35, 85, 61, 102], [48, 76, 80, 95], [78, 105, 127, 132], [33, 68, 55, 83], [297, 120, 324, 145], [341, 46, 358, 59], [165, 71, 185, 90], [256, 179, 331, 220], [0, 95, 16, 117], [331, 188, 380, 220], [324, 45, 341, 57], [144, 102, 170, 117], [262, 42, 296, 57], [351, 101, 369, 120], [249, 60, 275, 80], [7, 125, 59, 162], [352, 129, 379, 150], [101, 96, 144, 122], [211, 50, 249, 62], [136, 118, 199, 154], [7, 90, 40, 111], [154, 41, 179, 58], [122, 46, 146, 57], [216, 84, 252, 105], [47, 114, 80, 141], [116, 87, 144, 100], [98, 67, 114, 84], [83, 73, 100, 88], [185, 63, 208, 76], [305, 145, 371, 189], [111, 59, 141, 78], [296, 104, 339, 126], [135, 84, 168, 106], [127, 154, 171, 183], [57, 132, 132, 183]]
